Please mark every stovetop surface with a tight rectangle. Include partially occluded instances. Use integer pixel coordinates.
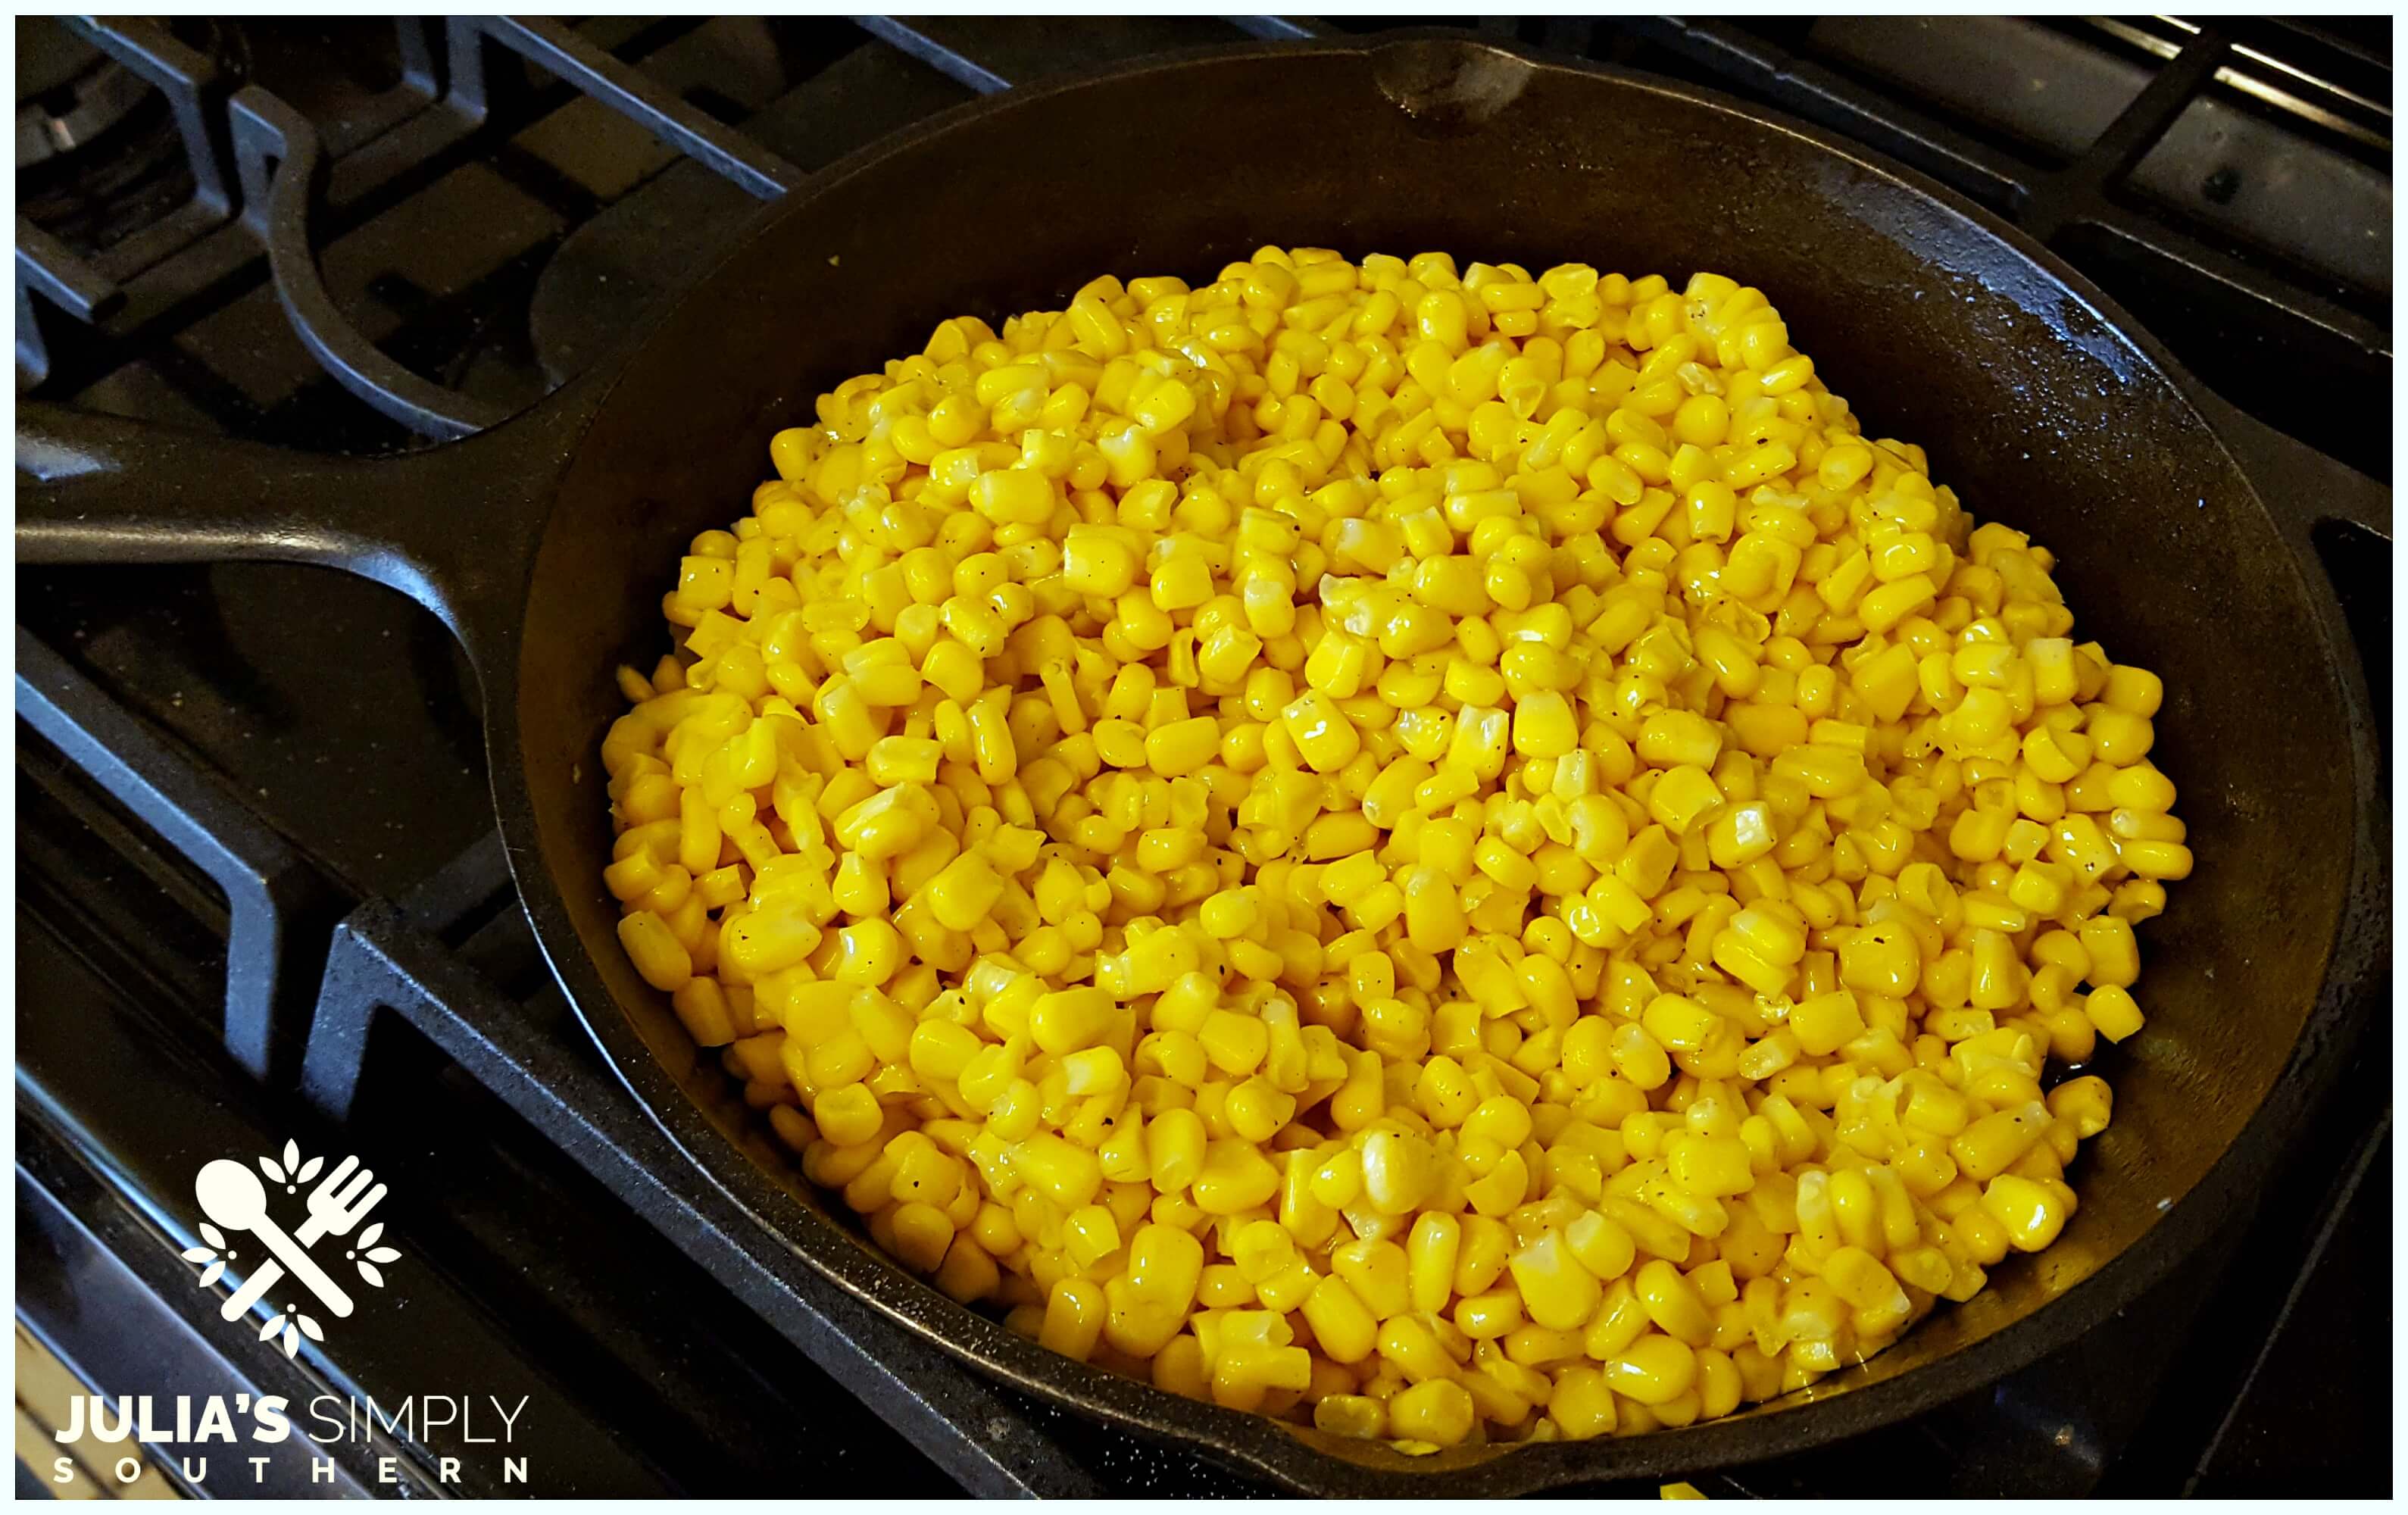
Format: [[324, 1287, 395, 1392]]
[[14, 14, 2391, 1499]]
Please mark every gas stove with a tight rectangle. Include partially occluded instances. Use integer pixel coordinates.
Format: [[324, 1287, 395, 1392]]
[[14, 16, 2390, 1498]]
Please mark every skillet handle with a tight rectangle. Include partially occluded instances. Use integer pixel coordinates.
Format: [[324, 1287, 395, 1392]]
[[2197, 397, 2391, 1058], [2198, 392, 2391, 726], [2202, 394, 2393, 548], [14, 400, 573, 669]]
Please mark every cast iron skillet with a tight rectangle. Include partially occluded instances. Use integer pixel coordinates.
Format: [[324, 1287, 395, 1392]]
[[17, 35, 2387, 1495]]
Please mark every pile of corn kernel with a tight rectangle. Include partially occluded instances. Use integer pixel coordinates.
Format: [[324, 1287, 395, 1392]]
[[599, 248, 2190, 1451]]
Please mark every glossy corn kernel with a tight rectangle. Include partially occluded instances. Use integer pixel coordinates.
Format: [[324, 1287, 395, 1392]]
[[610, 248, 2189, 1454], [1313, 1394, 1388, 1440], [2083, 984, 2146, 1043], [1510, 1228, 1603, 1332], [1604, 1333, 1698, 1406], [1387, 1378, 1477, 1448], [1979, 1173, 2069, 1251]]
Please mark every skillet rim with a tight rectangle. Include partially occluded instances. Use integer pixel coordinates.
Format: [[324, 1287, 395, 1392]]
[[496, 30, 2383, 1494]]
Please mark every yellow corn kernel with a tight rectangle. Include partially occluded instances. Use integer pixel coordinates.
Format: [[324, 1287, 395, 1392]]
[[1385, 1378, 1476, 1448], [1789, 990, 1865, 1057], [1633, 1258, 1713, 1346], [1647, 765, 1726, 835], [1950, 1101, 2050, 1184], [1602, 1333, 1697, 1405], [1040, 1277, 1107, 1362], [1981, 1173, 2069, 1251], [1668, 1135, 1753, 1199], [1374, 1314, 1459, 1387], [1015, 1132, 1104, 1210], [1508, 1228, 1602, 1332], [1281, 690, 1361, 773], [2084, 984, 2146, 1043], [2048, 1074, 2113, 1139], [1638, 710, 1725, 770], [1313, 1394, 1388, 1440], [1563, 1208, 1637, 1283], [1550, 1364, 1619, 1440], [1707, 801, 1778, 868], [1407, 1212, 1464, 1314], [811, 1082, 882, 1147], [1193, 1140, 1282, 1215], [2079, 914, 2141, 987], [1361, 1128, 1439, 1214]]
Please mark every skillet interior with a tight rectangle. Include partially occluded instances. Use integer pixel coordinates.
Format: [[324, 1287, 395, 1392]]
[[499, 39, 2360, 1485]]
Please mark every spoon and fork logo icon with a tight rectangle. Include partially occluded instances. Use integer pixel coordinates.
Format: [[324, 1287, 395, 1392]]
[[183, 1142, 398, 1356]]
